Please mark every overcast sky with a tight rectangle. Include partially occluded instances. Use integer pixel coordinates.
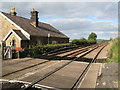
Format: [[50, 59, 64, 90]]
[[1, 2, 119, 40]]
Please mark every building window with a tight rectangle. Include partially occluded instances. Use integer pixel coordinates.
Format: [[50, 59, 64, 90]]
[[10, 42, 11, 46], [12, 39, 16, 47]]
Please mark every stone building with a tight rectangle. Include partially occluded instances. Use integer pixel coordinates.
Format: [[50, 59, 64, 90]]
[[0, 8, 69, 49]]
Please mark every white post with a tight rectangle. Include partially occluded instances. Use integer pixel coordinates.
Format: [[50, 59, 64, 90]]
[[0, 42, 3, 60], [1, 41, 5, 60], [48, 33, 50, 44]]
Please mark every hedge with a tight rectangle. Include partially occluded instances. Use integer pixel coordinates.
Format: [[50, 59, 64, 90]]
[[28, 43, 76, 56], [71, 38, 96, 45]]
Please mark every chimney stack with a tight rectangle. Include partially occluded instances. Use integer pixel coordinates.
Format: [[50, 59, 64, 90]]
[[10, 8, 17, 16], [31, 8, 39, 27]]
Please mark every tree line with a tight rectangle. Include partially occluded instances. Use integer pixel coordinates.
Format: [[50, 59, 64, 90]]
[[71, 32, 97, 45]]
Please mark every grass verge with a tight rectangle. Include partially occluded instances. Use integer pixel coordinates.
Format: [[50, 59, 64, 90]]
[[107, 38, 120, 63]]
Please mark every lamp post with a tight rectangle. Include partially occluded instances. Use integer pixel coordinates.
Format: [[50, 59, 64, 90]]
[[48, 33, 50, 44]]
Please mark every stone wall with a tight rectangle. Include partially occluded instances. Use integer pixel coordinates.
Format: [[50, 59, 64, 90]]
[[0, 14, 19, 41]]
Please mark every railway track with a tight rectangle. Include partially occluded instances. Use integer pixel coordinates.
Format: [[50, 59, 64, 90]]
[[2, 44, 106, 89], [19, 44, 106, 90]]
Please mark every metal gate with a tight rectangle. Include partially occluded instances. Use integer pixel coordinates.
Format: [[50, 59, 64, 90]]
[[0, 41, 12, 60], [4, 46, 12, 60]]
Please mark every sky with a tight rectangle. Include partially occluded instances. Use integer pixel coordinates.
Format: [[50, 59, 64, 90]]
[[0, 2, 119, 40]]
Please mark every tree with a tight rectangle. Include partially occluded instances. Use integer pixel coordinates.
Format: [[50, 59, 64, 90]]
[[88, 32, 97, 44], [99, 40, 105, 43], [88, 32, 97, 40], [109, 38, 113, 41]]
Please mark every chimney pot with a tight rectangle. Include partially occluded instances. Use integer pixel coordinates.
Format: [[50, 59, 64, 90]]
[[32, 8, 35, 12], [10, 7, 17, 16]]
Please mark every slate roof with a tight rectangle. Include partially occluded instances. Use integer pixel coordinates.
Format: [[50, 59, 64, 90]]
[[13, 30, 29, 40], [2, 12, 69, 38]]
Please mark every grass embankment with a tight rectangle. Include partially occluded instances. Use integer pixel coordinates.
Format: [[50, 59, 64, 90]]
[[107, 38, 120, 63]]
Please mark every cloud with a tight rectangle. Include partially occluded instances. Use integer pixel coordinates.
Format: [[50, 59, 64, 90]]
[[110, 31, 119, 35], [45, 18, 117, 31], [1, 2, 118, 40], [1, 2, 118, 19], [72, 33, 81, 36], [45, 17, 118, 39]]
